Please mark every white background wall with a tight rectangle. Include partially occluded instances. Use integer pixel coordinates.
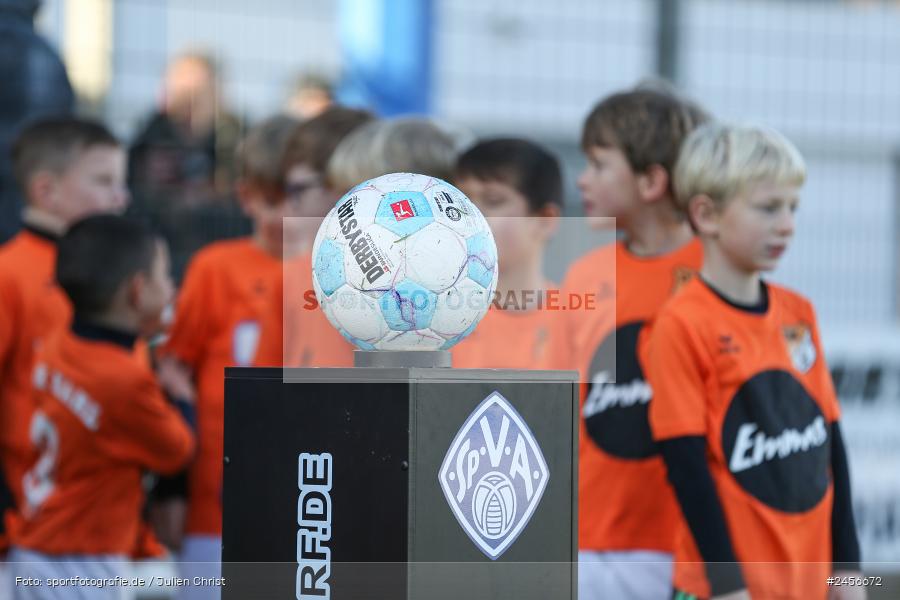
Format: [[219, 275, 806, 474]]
[[432, 0, 900, 329]]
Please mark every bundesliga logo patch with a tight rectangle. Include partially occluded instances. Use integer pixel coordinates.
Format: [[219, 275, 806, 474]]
[[390, 199, 415, 221], [438, 391, 549, 560]]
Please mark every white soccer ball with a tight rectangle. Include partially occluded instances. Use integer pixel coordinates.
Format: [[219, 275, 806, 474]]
[[311, 173, 498, 351]]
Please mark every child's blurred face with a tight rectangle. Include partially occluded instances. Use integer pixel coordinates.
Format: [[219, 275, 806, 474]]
[[284, 163, 341, 250], [241, 185, 303, 259], [707, 182, 799, 273], [578, 145, 640, 227], [242, 164, 336, 258], [136, 241, 175, 337], [51, 145, 129, 225], [457, 176, 553, 270], [284, 164, 338, 219]]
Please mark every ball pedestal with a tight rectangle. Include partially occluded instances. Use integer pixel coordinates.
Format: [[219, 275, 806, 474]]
[[221, 363, 578, 599], [353, 349, 452, 368]]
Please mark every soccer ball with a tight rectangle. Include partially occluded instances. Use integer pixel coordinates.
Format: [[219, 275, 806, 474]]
[[311, 173, 498, 351]]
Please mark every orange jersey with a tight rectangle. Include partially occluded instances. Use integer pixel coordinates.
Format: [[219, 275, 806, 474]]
[[549, 238, 702, 553], [0, 228, 70, 508], [13, 325, 194, 556], [451, 300, 555, 370], [0, 228, 159, 556], [255, 253, 354, 368], [646, 278, 840, 599], [163, 238, 282, 536]]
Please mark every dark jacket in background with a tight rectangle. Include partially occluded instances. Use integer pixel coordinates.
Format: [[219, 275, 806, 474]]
[[128, 110, 247, 282], [0, 0, 75, 242]]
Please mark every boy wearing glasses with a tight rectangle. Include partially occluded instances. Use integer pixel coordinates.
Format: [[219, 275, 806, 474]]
[[253, 108, 375, 369], [156, 110, 367, 600]]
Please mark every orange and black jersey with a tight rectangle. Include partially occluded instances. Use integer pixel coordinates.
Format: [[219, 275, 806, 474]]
[[0, 227, 69, 512], [162, 237, 282, 536], [0, 226, 160, 557], [548, 238, 703, 553], [13, 321, 194, 556], [451, 292, 556, 370], [646, 277, 845, 599], [254, 253, 354, 368]]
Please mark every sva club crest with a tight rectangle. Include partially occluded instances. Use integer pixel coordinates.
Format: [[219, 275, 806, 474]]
[[438, 391, 549, 559]]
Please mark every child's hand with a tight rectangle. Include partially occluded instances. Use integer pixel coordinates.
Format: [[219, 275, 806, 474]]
[[157, 355, 196, 404], [148, 496, 188, 552]]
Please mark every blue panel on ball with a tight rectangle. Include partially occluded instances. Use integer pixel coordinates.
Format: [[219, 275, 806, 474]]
[[379, 279, 437, 331], [314, 238, 347, 297], [375, 191, 434, 237], [466, 233, 497, 289], [440, 320, 479, 350], [339, 328, 376, 351]]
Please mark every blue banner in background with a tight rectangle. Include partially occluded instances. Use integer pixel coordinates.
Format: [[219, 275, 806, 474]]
[[337, 0, 433, 116]]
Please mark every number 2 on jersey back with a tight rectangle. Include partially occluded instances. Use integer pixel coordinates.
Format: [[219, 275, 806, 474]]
[[23, 411, 59, 516]]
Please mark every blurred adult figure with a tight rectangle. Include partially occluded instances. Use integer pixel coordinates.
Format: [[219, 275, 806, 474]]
[[284, 72, 334, 121], [130, 52, 242, 202], [128, 52, 246, 282], [0, 0, 75, 243]]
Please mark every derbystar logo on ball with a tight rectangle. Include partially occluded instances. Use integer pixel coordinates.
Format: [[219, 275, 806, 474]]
[[310, 173, 499, 351], [438, 391, 549, 559]]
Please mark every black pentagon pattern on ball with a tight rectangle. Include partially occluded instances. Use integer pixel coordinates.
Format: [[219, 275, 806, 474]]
[[583, 321, 658, 460], [721, 369, 831, 514]]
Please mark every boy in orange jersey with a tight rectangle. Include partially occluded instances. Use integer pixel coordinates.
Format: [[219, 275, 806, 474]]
[[284, 107, 377, 256], [646, 123, 862, 600], [9, 215, 194, 600], [155, 114, 300, 597], [257, 116, 465, 367], [158, 109, 370, 599], [148, 114, 298, 550], [450, 137, 562, 369], [0, 118, 128, 550], [546, 89, 709, 599], [252, 107, 377, 369]]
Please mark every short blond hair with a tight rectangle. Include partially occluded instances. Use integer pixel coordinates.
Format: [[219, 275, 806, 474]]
[[674, 122, 806, 214], [326, 117, 457, 193]]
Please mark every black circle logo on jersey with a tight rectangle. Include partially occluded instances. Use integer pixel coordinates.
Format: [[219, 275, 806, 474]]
[[583, 321, 657, 460], [445, 206, 462, 221], [721, 369, 831, 513]]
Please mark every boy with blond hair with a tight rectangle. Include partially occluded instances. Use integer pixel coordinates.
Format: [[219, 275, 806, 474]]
[[325, 117, 457, 192], [547, 88, 708, 599], [0, 117, 128, 552], [646, 123, 862, 600]]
